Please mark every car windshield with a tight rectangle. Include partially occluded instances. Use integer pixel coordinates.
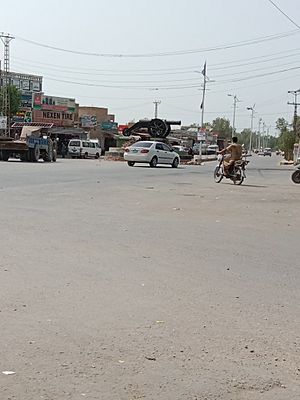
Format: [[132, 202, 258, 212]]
[[131, 142, 152, 148], [69, 140, 80, 147]]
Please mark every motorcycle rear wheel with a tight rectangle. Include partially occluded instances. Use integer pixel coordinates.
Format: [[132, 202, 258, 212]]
[[291, 170, 300, 184], [214, 166, 223, 183]]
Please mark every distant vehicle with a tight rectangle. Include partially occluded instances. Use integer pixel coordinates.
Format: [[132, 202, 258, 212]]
[[172, 145, 188, 152], [206, 144, 219, 155], [263, 148, 272, 156], [124, 141, 180, 168], [192, 142, 207, 155], [68, 139, 101, 159]]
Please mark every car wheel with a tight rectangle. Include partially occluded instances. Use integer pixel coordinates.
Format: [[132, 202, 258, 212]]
[[127, 161, 135, 167], [150, 156, 158, 168], [172, 157, 179, 168], [95, 153, 100, 159], [2, 151, 9, 161], [84, 152, 88, 159]]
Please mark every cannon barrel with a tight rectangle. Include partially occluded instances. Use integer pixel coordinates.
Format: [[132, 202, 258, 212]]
[[165, 120, 181, 126]]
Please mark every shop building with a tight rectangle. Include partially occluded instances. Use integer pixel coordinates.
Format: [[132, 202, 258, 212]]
[[0, 70, 43, 123]]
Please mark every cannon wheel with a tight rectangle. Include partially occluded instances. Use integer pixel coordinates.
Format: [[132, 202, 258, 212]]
[[123, 128, 130, 136], [150, 119, 168, 138], [163, 124, 171, 138]]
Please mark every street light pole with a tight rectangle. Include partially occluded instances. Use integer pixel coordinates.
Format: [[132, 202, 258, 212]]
[[228, 94, 240, 139], [200, 62, 207, 129], [247, 104, 255, 153], [153, 100, 161, 118], [262, 122, 266, 148], [196, 61, 207, 163], [258, 118, 262, 149]]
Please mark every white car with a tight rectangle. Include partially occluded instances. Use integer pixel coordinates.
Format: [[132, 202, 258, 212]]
[[68, 139, 101, 159], [124, 141, 180, 168]]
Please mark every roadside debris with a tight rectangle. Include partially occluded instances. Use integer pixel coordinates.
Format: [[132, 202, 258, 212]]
[[2, 371, 16, 375], [145, 357, 156, 361]]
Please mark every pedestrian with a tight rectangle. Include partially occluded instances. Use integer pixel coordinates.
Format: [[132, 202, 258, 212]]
[[61, 141, 67, 158]]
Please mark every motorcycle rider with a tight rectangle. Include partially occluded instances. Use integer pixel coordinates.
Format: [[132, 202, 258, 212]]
[[219, 136, 242, 177]]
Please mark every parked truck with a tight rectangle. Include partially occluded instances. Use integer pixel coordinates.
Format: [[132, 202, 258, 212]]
[[0, 127, 57, 162]]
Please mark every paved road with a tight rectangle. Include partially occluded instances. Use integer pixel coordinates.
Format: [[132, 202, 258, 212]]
[[0, 155, 299, 400]]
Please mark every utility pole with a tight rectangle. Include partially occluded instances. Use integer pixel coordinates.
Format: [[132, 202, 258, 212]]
[[0, 33, 14, 137], [247, 104, 255, 153], [266, 126, 270, 147], [153, 100, 161, 118], [196, 61, 208, 163], [200, 61, 207, 129], [228, 94, 241, 139], [262, 122, 266, 148], [258, 118, 262, 149], [287, 89, 300, 136]]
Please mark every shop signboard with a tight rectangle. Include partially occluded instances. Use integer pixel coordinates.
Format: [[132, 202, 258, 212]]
[[12, 111, 32, 123], [101, 121, 118, 130], [21, 80, 30, 90], [197, 129, 206, 141], [80, 115, 97, 128], [21, 92, 33, 108], [32, 110, 74, 127], [31, 81, 41, 92], [3, 71, 42, 93], [0, 116, 7, 130], [33, 94, 76, 112]]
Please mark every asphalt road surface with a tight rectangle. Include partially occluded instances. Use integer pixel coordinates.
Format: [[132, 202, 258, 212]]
[[0, 155, 299, 400]]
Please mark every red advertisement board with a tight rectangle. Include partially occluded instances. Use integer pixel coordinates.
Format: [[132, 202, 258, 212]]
[[118, 124, 128, 134]]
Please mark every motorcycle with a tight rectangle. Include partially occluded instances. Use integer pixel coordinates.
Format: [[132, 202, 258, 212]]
[[214, 154, 249, 185], [291, 164, 300, 184]]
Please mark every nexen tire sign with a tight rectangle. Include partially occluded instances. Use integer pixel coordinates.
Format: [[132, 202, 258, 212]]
[[32, 93, 76, 127], [32, 110, 74, 127]]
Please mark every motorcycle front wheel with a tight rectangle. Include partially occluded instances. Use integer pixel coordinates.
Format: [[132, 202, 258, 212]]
[[232, 167, 244, 185], [214, 166, 223, 183], [291, 170, 300, 184], [237, 176, 244, 185]]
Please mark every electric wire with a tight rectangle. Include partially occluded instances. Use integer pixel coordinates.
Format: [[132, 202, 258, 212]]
[[267, 0, 300, 29], [11, 51, 300, 80], [11, 46, 300, 75], [14, 30, 300, 58], [38, 64, 300, 91]]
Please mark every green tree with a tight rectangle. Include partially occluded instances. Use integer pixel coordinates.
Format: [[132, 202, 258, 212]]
[[276, 117, 289, 133], [0, 85, 22, 117], [211, 117, 232, 139], [276, 117, 295, 160], [237, 128, 251, 150]]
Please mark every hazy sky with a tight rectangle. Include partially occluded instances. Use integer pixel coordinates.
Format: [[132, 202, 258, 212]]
[[2, 0, 300, 134]]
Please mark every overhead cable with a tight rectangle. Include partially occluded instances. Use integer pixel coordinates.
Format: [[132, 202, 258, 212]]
[[267, 0, 300, 29], [12, 45, 300, 74], [15, 30, 299, 58]]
